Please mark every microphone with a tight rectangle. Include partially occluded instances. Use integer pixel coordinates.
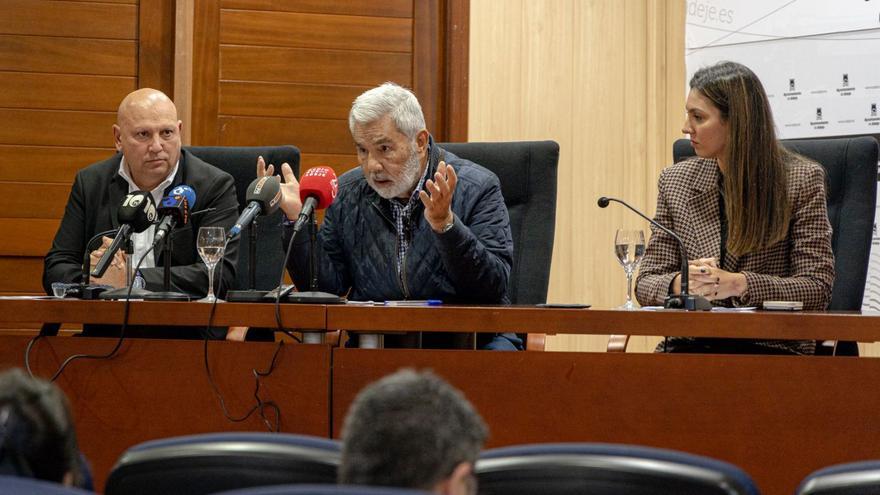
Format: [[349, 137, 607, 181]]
[[227, 176, 282, 239], [597, 196, 712, 311], [91, 191, 157, 278], [152, 185, 196, 246], [292, 166, 338, 235]]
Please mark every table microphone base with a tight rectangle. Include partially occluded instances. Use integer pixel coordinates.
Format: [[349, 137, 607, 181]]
[[100, 288, 154, 300], [665, 294, 713, 311], [286, 291, 346, 304], [227, 289, 269, 302], [142, 291, 191, 301]]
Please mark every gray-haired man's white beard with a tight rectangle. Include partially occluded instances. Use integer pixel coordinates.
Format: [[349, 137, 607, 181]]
[[368, 146, 423, 200]]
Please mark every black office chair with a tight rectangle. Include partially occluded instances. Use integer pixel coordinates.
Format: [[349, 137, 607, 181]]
[[674, 136, 879, 356], [104, 432, 341, 495], [439, 141, 559, 306], [439, 141, 560, 350], [797, 460, 880, 495], [476, 442, 760, 495], [0, 475, 93, 495], [215, 484, 432, 495], [186, 146, 301, 292]]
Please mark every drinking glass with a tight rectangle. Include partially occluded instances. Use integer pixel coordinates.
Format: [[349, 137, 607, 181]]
[[615, 229, 645, 310], [197, 226, 226, 303]]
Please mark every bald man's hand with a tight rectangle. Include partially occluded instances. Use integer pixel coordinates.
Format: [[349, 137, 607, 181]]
[[90, 236, 128, 288], [257, 156, 302, 221]]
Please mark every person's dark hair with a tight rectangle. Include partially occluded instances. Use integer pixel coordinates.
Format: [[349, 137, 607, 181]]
[[690, 60, 792, 255], [339, 369, 488, 490], [0, 368, 83, 486]]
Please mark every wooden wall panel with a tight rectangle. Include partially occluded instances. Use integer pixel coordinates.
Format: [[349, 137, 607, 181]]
[[219, 82, 366, 119], [220, 10, 412, 52], [218, 117, 352, 154], [0, 35, 136, 76], [0, 73, 134, 111], [220, 46, 412, 86], [0, 146, 113, 183], [0, 0, 167, 295], [0, 258, 45, 293], [0, 220, 60, 257], [221, 0, 412, 17], [0, 0, 136, 39], [0, 110, 115, 148], [0, 184, 70, 219]]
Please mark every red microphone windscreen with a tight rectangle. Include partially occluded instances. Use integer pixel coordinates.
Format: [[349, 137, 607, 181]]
[[298, 166, 338, 209]]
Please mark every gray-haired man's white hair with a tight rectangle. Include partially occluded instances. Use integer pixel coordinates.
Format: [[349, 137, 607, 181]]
[[348, 82, 426, 139]]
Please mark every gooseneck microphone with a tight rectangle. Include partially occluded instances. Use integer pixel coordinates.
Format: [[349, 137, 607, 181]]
[[91, 191, 157, 278], [152, 185, 196, 247], [293, 167, 338, 236], [598, 196, 711, 311], [227, 176, 282, 239]]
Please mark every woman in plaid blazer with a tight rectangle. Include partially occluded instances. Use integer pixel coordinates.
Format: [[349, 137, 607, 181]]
[[635, 61, 835, 355]]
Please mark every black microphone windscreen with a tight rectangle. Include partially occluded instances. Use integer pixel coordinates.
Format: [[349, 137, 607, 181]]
[[117, 192, 157, 233], [597, 197, 610, 208], [245, 176, 282, 215]]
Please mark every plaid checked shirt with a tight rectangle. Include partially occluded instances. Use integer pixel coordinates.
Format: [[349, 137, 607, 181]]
[[635, 154, 835, 355], [389, 152, 432, 277]]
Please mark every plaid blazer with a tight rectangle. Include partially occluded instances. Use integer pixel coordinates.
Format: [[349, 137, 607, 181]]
[[635, 155, 835, 354]]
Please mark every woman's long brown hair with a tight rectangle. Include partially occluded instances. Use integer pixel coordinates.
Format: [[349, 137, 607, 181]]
[[690, 61, 792, 255]]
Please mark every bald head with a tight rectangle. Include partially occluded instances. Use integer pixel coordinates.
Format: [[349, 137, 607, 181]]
[[113, 88, 182, 191], [117, 88, 178, 125]]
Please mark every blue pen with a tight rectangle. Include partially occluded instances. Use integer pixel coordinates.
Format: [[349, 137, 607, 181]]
[[384, 299, 443, 306]]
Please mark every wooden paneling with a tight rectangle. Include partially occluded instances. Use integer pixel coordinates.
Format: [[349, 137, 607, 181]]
[[0, 258, 44, 293], [0, 35, 136, 76], [0, 219, 59, 257], [0, 0, 166, 296], [220, 82, 367, 119], [0, 110, 115, 148], [221, 0, 412, 17], [220, 10, 412, 52], [0, 183, 70, 219], [0, 73, 134, 111], [300, 153, 357, 178], [220, 46, 412, 86], [191, 0, 221, 145], [138, 0, 176, 94], [0, 146, 113, 183], [218, 116, 352, 154], [0, 0, 136, 39]]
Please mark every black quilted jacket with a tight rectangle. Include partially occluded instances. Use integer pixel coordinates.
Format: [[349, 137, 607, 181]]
[[285, 139, 513, 305]]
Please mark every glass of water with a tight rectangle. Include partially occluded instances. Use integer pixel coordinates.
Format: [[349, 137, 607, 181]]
[[197, 226, 226, 303], [615, 229, 645, 310]]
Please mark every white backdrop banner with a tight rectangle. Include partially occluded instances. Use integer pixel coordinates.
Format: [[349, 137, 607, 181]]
[[684, 0, 880, 310]]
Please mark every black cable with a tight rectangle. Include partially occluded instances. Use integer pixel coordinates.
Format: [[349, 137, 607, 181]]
[[274, 224, 302, 342], [28, 242, 157, 382], [202, 238, 284, 432]]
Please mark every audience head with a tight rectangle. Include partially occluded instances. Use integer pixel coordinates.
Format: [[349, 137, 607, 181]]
[[348, 82, 430, 199], [684, 60, 790, 255], [339, 369, 488, 495], [0, 368, 83, 487], [113, 88, 182, 192]]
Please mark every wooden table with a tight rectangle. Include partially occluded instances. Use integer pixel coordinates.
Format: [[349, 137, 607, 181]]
[[3, 299, 880, 494]]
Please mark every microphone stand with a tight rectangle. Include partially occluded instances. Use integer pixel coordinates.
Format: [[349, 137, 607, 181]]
[[100, 239, 155, 300], [144, 231, 190, 301], [286, 209, 344, 305], [227, 218, 269, 302], [598, 196, 712, 311]]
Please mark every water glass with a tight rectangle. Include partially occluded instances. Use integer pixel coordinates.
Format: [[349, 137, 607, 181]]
[[615, 229, 645, 310], [197, 226, 226, 303]]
